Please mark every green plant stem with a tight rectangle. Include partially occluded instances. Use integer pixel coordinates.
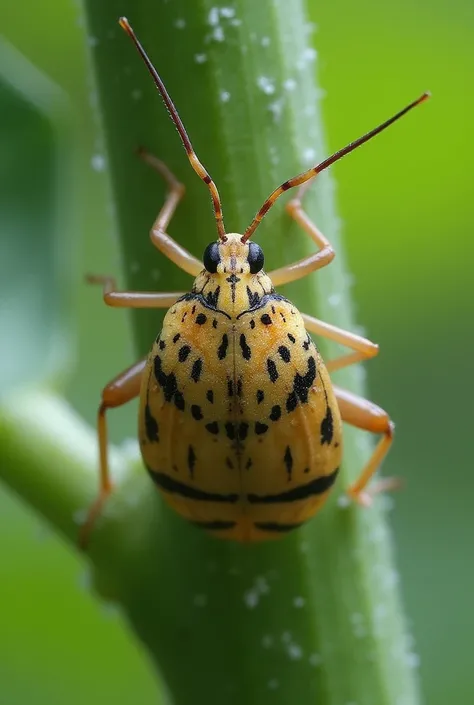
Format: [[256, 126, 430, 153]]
[[0, 1, 421, 704]]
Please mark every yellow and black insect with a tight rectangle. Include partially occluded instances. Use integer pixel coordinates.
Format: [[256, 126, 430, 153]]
[[82, 17, 429, 546]]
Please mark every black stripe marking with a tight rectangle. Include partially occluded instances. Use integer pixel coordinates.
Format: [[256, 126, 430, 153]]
[[206, 389, 214, 403], [225, 422, 236, 440], [248, 468, 339, 504], [187, 445, 196, 476], [174, 391, 185, 411], [278, 345, 291, 363], [217, 334, 229, 359], [173, 333, 181, 343], [267, 358, 278, 382], [240, 334, 251, 360], [287, 333, 296, 343], [236, 293, 291, 318], [191, 404, 203, 421], [191, 358, 203, 382], [254, 521, 304, 533], [144, 404, 159, 442], [148, 469, 239, 502], [247, 286, 260, 308], [284, 446, 293, 478], [321, 406, 334, 444], [159, 339, 166, 350], [192, 520, 236, 530], [178, 290, 228, 317]]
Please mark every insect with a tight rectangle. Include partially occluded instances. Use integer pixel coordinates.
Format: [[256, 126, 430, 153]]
[[81, 16, 429, 547]]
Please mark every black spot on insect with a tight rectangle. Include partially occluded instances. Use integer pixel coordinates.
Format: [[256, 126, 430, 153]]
[[178, 345, 191, 362], [225, 422, 236, 440], [191, 305, 196, 315], [250, 319, 255, 329], [321, 406, 334, 445], [191, 358, 203, 382], [205, 421, 219, 435], [269, 405, 281, 421], [181, 311, 188, 323], [279, 312, 286, 323], [255, 422, 268, 435], [191, 404, 203, 421], [212, 319, 218, 329], [246, 286, 260, 308], [227, 380, 234, 397], [257, 390, 264, 404], [173, 333, 181, 343], [284, 446, 293, 478], [267, 358, 278, 383], [271, 305, 276, 314], [302, 334, 311, 351], [334, 442, 340, 448], [174, 391, 185, 411], [304, 467, 310, 473], [164, 373, 178, 402], [237, 379, 243, 397], [286, 391, 297, 413], [240, 334, 251, 360], [144, 404, 159, 442], [261, 313, 272, 325], [159, 339, 166, 350], [287, 333, 296, 344], [245, 458, 253, 470], [226, 457, 234, 469], [217, 334, 229, 360], [206, 286, 221, 308], [293, 356, 316, 404], [238, 422, 249, 440], [278, 345, 291, 363], [206, 389, 214, 403], [188, 445, 196, 477], [195, 313, 207, 325]]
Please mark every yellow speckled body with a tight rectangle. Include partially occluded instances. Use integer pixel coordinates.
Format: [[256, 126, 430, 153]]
[[139, 234, 342, 541]]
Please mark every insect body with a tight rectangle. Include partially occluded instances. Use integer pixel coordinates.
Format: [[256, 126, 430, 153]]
[[81, 17, 429, 547], [140, 234, 342, 540]]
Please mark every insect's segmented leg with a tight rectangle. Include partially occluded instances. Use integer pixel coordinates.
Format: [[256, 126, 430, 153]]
[[139, 149, 203, 276], [79, 357, 147, 549], [334, 385, 396, 506], [86, 275, 185, 309], [267, 177, 335, 286], [301, 313, 379, 373]]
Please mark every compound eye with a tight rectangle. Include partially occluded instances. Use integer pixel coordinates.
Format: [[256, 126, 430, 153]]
[[248, 241, 264, 274], [203, 241, 220, 273]]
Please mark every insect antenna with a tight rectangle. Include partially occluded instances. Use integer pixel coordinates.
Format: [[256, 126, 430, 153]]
[[119, 17, 227, 241], [242, 91, 430, 242]]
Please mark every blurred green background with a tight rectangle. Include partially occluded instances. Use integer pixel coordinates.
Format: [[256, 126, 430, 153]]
[[1, 1, 472, 704]]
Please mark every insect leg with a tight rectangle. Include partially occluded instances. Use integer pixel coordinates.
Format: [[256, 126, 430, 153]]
[[86, 275, 185, 309], [139, 149, 203, 276], [301, 313, 379, 372], [79, 357, 147, 549], [334, 386, 396, 506], [267, 177, 335, 286]]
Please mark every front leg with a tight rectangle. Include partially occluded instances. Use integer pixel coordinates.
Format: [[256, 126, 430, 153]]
[[86, 275, 185, 309]]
